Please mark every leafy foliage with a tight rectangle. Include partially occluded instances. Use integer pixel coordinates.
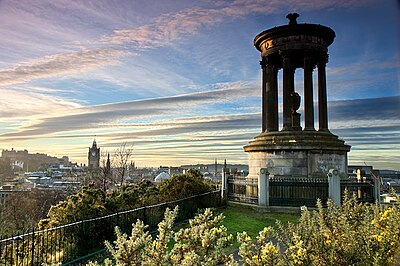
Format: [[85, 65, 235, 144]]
[[158, 169, 214, 201], [0, 189, 69, 236], [88, 207, 236, 266], [89, 193, 400, 266], [237, 193, 400, 265], [39, 171, 214, 228]]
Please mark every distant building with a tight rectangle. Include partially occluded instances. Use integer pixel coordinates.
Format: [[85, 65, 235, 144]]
[[348, 165, 374, 179], [1, 148, 65, 172], [88, 140, 100, 169], [154, 172, 170, 182]]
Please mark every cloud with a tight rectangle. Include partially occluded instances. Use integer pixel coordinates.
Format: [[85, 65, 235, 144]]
[[0, 90, 397, 144], [0, 48, 131, 86], [0, 83, 259, 140], [102, 0, 373, 48], [0, 87, 82, 120], [329, 96, 400, 122]]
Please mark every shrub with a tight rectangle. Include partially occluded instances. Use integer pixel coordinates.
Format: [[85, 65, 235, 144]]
[[90, 193, 400, 265], [237, 193, 400, 265], [40, 171, 214, 228], [88, 207, 236, 266], [39, 188, 107, 228], [158, 169, 214, 201]]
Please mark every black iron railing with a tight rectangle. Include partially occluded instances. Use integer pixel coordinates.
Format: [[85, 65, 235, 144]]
[[227, 177, 258, 204], [341, 179, 375, 203], [269, 177, 329, 207], [227, 175, 376, 207], [0, 190, 222, 265]]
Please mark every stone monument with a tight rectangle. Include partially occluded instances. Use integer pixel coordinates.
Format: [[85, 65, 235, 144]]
[[244, 13, 351, 179]]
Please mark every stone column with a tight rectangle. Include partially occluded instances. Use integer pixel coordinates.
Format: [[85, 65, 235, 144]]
[[282, 52, 293, 131], [258, 168, 269, 206], [221, 168, 227, 199], [328, 169, 340, 205], [265, 57, 278, 132], [272, 66, 279, 130], [304, 56, 315, 131], [261, 58, 267, 132], [318, 58, 328, 131], [374, 178, 381, 204]]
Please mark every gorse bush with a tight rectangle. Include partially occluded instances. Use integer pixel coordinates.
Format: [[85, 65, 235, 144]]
[[91, 193, 400, 266], [88, 207, 236, 266], [158, 169, 214, 201], [39, 170, 214, 228], [239, 193, 400, 266]]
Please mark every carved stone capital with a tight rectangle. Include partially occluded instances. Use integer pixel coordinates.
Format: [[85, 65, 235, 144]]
[[317, 53, 329, 66], [260, 57, 266, 70], [279, 49, 292, 59]]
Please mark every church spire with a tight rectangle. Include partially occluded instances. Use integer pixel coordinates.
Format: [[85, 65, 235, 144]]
[[214, 158, 217, 178], [106, 153, 111, 177], [92, 139, 97, 148]]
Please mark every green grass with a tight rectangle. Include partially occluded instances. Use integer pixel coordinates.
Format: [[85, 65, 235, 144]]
[[218, 204, 299, 251]]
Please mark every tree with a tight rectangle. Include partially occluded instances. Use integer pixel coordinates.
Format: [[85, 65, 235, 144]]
[[0, 157, 14, 181], [158, 169, 213, 201], [113, 143, 133, 188], [0, 189, 70, 236], [39, 187, 107, 228], [89, 151, 114, 192]]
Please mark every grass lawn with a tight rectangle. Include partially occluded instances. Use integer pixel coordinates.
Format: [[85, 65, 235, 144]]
[[218, 204, 299, 251]]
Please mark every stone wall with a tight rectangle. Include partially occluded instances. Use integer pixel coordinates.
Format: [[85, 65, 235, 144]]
[[247, 149, 347, 179]]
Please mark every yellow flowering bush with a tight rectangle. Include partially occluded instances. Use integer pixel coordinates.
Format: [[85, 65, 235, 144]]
[[237, 227, 281, 265], [237, 192, 400, 266], [89, 193, 400, 265], [88, 207, 236, 266]]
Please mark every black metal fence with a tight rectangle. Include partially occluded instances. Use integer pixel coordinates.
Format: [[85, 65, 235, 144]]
[[227, 176, 376, 207], [0, 190, 221, 265], [227, 177, 258, 204], [341, 178, 375, 203], [269, 177, 329, 207]]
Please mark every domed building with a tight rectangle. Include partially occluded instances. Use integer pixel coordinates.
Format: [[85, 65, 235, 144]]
[[154, 172, 170, 182]]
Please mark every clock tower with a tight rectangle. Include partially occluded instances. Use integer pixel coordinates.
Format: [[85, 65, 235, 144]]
[[88, 139, 100, 169]]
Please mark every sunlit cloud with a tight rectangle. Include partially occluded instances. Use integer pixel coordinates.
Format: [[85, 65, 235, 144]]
[[102, 0, 373, 49], [0, 87, 82, 120], [0, 49, 132, 86], [0, 83, 259, 139]]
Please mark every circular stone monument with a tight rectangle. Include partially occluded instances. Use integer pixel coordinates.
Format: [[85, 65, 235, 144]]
[[244, 13, 351, 179]]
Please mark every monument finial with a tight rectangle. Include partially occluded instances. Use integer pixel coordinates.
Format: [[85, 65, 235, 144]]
[[286, 13, 299, 25]]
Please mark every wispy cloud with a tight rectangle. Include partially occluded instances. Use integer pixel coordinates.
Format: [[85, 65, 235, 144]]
[[0, 49, 132, 86], [0, 83, 259, 139], [329, 96, 400, 121], [0, 86, 397, 142], [102, 0, 373, 49], [0, 87, 82, 120]]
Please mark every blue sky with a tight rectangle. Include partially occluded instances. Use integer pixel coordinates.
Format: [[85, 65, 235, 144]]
[[0, 0, 398, 169]]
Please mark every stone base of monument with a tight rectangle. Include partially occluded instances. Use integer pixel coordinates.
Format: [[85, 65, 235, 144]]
[[244, 131, 351, 179]]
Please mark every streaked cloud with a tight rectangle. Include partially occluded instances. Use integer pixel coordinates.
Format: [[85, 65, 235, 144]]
[[0, 83, 259, 139], [0, 90, 397, 141], [0, 87, 82, 120], [102, 0, 373, 49], [329, 96, 400, 121], [0, 49, 132, 86]]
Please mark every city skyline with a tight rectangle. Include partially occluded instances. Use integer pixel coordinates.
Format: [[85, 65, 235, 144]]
[[0, 0, 399, 169]]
